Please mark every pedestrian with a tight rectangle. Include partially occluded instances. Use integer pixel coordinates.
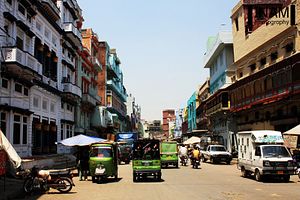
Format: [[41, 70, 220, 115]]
[[79, 146, 89, 181]]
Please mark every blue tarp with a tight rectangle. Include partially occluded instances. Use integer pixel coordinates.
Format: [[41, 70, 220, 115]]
[[58, 134, 106, 146]]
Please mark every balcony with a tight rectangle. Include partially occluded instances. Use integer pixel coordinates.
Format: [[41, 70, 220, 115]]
[[2, 47, 42, 80], [62, 82, 82, 98], [63, 22, 82, 47], [82, 93, 101, 107], [107, 80, 127, 102], [91, 57, 102, 72], [63, 0, 81, 20], [39, 0, 60, 21], [106, 63, 118, 79]]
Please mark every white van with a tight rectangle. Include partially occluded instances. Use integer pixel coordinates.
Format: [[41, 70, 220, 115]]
[[237, 130, 295, 182]]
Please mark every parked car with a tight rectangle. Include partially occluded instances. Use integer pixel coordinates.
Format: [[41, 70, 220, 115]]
[[201, 145, 232, 164]]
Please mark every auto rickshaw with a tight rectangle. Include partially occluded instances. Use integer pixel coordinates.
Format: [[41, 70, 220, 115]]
[[132, 139, 161, 182], [160, 141, 178, 168], [89, 142, 118, 183]]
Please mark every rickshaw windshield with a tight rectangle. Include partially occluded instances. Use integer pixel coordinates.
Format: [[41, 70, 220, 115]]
[[90, 146, 112, 158], [133, 141, 160, 160]]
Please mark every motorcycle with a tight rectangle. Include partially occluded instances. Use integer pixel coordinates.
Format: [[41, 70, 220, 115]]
[[23, 166, 75, 194], [191, 158, 200, 169], [180, 155, 188, 166]]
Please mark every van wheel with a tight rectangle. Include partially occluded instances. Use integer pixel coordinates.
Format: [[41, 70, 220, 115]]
[[201, 155, 206, 162], [255, 169, 262, 182]]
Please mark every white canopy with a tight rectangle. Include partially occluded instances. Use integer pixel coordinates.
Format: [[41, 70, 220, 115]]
[[284, 124, 300, 135], [57, 134, 106, 146], [0, 130, 22, 168], [183, 136, 201, 145]]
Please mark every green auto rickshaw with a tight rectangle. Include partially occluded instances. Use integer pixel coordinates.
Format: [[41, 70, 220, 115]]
[[160, 141, 178, 168], [132, 139, 161, 182], [89, 142, 118, 183]]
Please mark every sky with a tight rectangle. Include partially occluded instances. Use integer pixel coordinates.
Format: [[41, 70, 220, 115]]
[[77, 0, 240, 121]]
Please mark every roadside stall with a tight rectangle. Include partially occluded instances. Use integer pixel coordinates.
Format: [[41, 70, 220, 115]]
[[283, 124, 300, 150]]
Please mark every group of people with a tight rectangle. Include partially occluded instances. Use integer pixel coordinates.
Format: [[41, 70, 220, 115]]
[[178, 144, 201, 166]]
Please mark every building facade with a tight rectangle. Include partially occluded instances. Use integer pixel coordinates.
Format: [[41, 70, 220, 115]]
[[162, 109, 175, 138], [0, 0, 83, 156], [202, 31, 234, 151], [229, 0, 300, 134]]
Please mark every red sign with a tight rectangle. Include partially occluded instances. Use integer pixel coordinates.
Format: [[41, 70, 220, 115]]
[[0, 150, 7, 175]]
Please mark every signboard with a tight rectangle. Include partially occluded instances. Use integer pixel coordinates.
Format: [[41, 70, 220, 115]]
[[252, 134, 284, 143], [283, 135, 298, 148], [0, 150, 7, 176]]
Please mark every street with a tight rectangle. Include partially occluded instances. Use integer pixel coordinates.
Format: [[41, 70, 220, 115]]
[[22, 161, 300, 200]]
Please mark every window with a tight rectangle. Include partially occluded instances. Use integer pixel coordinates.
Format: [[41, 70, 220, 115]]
[[15, 83, 22, 93], [256, 6, 266, 20], [13, 115, 21, 144], [51, 102, 55, 113], [23, 117, 27, 144], [255, 146, 261, 156], [24, 87, 28, 96], [61, 102, 64, 109], [0, 112, 7, 136], [260, 58, 266, 67], [33, 96, 39, 108], [235, 17, 239, 31], [6, 0, 12, 5], [249, 64, 256, 71], [36, 21, 42, 32], [285, 43, 294, 53], [270, 51, 278, 61], [18, 3, 26, 16], [2, 79, 8, 89], [42, 100, 48, 110], [239, 72, 243, 78]]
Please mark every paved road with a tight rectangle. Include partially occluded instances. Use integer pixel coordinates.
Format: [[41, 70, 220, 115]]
[[22, 162, 300, 200]]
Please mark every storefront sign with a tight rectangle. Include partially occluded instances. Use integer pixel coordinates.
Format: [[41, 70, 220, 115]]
[[283, 135, 298, 148], [243, 0, 290, 4]]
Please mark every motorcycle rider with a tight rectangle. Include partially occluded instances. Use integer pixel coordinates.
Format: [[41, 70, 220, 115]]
[[178, 145, 188, 165], [191, 146, 201, 167]]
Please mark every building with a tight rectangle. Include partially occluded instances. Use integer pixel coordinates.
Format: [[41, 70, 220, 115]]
[[0, 0, 83, 156], [147, 120, 163, 139], [174, 108, 184, 139], [202, 31, 234, 151], [196, 79, 210, 131], [126, 93, 142, 132], [97, 43, 128, 137], [229, 0, 300, 134], [80, 28, 102, 136], [162, 109, 175, 139], [187, 93, 197, 133]]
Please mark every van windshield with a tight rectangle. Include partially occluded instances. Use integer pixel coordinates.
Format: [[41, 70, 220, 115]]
[[90, 146, 112, 158], [210, 146, 226, 151], [262, 146, 291, 158]]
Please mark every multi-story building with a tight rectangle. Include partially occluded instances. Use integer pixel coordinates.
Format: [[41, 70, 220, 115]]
[[196, 79, 210, 131], [0, 0, 83, 156], [148, 120, 163, 139], [79, 28, 102, 136], [187, 93, 197, 133], [98, 42, 128, 137], [126, 93, 141, 132], [203, 31, 234, 150], [174, 108, 184, 139], [58, 0, 83, 154], [229, 0, 299, 134], [162, 109, 175, 138]]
